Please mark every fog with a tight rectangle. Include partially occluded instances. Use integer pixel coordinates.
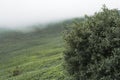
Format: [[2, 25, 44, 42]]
[[0, 0, 120, 29]]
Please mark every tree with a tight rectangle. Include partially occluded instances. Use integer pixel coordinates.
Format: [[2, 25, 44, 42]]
[[64, 6, 120, 80]]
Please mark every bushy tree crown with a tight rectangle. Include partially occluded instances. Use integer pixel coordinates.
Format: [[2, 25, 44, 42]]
[[64, 6, 120, 80]]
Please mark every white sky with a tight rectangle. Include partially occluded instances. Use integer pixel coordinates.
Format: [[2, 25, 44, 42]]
[[0, 0, 120, 28]]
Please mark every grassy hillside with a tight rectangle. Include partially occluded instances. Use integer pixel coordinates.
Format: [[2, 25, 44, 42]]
[[0, 18, 83, 80], [0, 23, 66, 80]]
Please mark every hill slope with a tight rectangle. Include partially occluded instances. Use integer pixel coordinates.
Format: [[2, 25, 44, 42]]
[[0, 18, 83, 80], [0, 23, 66, 80]]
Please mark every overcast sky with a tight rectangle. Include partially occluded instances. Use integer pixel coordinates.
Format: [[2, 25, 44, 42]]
[[0, 0, 120, 29]]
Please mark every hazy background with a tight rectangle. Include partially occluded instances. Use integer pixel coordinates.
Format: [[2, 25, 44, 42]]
[[0, 0, 120, 29]]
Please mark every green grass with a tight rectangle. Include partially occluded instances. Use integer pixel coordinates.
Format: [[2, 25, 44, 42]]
[[0, 18, 85, 80], [0, 28, 66, 80]]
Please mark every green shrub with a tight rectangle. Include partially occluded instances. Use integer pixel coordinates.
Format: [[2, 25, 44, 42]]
[[12, 66, 21, 76], [64, 6, 120, 80]]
